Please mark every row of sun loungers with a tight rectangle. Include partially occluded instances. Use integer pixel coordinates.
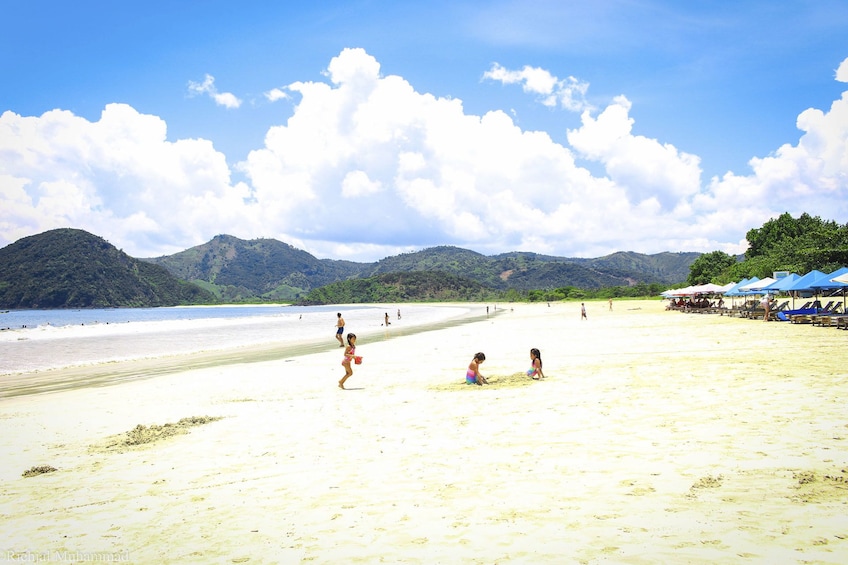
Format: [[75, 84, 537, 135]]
[[671, 297, 848, 330]]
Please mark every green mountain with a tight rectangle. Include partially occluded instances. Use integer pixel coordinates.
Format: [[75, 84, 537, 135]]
[[569, 251, 703, 284], [143, 234, 362, 301], [364, 246, 503, 286], [298, 271, 496, 305], [0, 228, 217, 309], [0, 229, 698, 308], [366, 247, 698, 289], [144, 238, 696, 301]]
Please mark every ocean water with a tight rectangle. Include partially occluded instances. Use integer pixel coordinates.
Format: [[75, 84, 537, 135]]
[[0, 304, 470, 375]]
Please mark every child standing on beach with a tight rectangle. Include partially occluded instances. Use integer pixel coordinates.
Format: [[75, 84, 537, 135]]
[[335, 313, 345, 347], [339, 333, 357, 389], [527, 348, 545, 380], [466, 352, 488, 386]]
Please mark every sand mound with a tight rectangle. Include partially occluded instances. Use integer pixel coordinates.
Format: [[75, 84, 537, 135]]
[[21, 465, 57, 478], [429, 372, 540, 391], [99, 415, 222, 451]]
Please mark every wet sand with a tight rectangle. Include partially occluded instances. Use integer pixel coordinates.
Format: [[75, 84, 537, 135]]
[[1, 300, 847, 563]]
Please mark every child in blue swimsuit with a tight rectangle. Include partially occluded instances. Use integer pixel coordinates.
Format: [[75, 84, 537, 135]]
[[526, 348, 544, 380]]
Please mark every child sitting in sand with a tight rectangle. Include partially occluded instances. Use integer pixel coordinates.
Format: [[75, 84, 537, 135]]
[[527, 348, 545, 380], [466, 352, 488, 386]]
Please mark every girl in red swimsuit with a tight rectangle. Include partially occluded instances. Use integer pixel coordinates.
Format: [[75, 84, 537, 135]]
[[339, 333, 357, 389]]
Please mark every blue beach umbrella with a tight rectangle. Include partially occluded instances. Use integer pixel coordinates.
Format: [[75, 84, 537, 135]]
[[760, 273, 800, 293], [810, 267, 848, 290], [760, 273, 800, 307], [782, 270, 825, 309], [810, 267, 848, 310], [784, 270, 826, 293], [724, 277, 755, 297]]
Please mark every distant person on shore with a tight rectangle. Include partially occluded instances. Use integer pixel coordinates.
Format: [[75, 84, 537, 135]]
[[581, 303, 587, 320], [609, 298, 613, 311], [527, 348, 545, 380], [384, 312, 391, 326], [397, 309, 401, 320], [466, 352, 488, 386], [335, 313, 345, 347], [339, 333, 357, 389]]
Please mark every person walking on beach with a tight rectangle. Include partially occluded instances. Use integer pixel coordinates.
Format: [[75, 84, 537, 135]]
[[581, 303, 587, 320], [384, 312, 391, 326], [761, 294, 771, 322], [609, 298, 613, 311], [466, 352, 488, 386], [339, 333, 357, 389], [527, 348, 545, 380], [335, 313, 345, 347], [397, 308, 401, 320]]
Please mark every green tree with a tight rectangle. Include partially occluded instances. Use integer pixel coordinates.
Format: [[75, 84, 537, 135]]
[[745, 212, 837, 259], [687, 251, 737, 285], [692, 212, 848, 285]]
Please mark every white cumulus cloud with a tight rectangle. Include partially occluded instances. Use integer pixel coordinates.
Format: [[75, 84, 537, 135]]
[[483, 63, 592, 112], [567, 95, 703, 208], [837, 56, 848, 83], [2, 49, 848, 263], [264, 87, 289, 102], [0, 104, 253, 256], [188, 74, 242, 109]]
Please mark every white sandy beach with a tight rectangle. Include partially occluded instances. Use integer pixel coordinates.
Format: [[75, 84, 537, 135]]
[[1, 300, 847, 564]]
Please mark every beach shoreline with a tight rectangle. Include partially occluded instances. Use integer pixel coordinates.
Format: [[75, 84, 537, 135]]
[[2, 299, 847, 563], [0, 302, 483, 393]]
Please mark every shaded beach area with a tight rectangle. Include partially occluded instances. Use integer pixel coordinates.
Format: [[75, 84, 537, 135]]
[[1, 300, 847, 563]]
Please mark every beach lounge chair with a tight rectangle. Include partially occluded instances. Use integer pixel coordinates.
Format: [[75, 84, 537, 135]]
[[812, 303, 845, 326], [765, 301, 790, 321], [818, 313, 848, 327], [791, 313, 815, 324], [734, 302, 758, 318], [791, 301, 836, 324]]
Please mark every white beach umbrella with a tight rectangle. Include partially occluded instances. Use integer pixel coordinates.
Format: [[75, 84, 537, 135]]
[[694, 283, 728, 294], [738, 277, 777, 293]]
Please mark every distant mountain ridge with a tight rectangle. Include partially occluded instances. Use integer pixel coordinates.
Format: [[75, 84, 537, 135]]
[[0, 229, 698, 308], [143, 235, 698, 301], [0, 229, 216, 309]]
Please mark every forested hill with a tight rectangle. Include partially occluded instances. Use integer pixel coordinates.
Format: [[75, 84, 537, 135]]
[[297, 271, 495, 304], [144, 235, 700, 301], [144, 238, 697, 301], [0, 229, 216, 309], [366, 246, 698, 289], [0, 229, 699, 307], [143, 234, 363, 302]]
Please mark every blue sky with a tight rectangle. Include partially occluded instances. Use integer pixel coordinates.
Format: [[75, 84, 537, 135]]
[[2, 1, 847, 261]]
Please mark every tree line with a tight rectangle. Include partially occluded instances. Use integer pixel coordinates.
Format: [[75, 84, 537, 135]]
[[685, 213, 848, 286]]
